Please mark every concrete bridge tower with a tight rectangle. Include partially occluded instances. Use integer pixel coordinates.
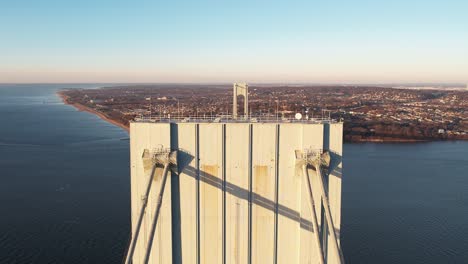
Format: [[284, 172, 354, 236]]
[[125, 84, 344, 264]]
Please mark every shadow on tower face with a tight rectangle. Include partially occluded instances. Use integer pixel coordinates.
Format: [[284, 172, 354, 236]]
[[174, 149, 342, 234]]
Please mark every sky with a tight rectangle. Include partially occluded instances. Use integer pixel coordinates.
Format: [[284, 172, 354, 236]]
[[1, 0, 467, 84]]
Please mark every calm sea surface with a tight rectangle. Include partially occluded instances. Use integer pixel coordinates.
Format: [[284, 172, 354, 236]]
[[0, 84, 467, 263]]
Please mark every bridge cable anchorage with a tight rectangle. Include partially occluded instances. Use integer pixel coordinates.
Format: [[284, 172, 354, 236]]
[[296, 148, 345, 264], [124, 148, 177, 264]]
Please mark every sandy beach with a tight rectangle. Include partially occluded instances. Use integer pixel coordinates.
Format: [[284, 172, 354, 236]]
[[57, 91, 129, 133]]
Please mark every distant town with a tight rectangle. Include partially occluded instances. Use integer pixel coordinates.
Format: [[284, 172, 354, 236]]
[[58, 84, 468, 142]]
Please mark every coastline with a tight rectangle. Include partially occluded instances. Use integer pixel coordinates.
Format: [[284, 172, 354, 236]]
[[345, 137, 429, 143], [57, 91, 130, 133]]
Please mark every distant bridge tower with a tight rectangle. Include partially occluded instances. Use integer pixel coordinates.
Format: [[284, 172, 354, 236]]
[[233, 83, 249, 119]]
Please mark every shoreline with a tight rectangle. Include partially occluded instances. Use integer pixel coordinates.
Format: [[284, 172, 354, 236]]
[[345, 139, 429, 143], [57, 91, 130, 133], [345, 137, 430, 143]]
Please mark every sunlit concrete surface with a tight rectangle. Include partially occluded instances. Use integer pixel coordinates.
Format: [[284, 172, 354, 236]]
[[128, 121, 343, 264]]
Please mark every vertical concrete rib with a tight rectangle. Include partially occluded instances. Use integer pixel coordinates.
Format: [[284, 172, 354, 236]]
[[226, 124, 249, 264], [170, 123, 182, 263], [248, 124, 253, 264], [195, 124, 200, 264], [325, 123, 344, 264], [322, 123, 330, 262], [273, 124, 280, 264], [222, 124, 226, 264]]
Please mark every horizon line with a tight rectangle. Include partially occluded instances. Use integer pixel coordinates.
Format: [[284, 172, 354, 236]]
[[0, 82, 466, 86]]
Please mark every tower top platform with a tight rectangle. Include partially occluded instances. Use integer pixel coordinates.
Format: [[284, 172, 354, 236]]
[[133, 115, 340, 124]]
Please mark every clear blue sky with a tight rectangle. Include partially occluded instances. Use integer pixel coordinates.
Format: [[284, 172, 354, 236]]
[[1, 0, 467, 83]]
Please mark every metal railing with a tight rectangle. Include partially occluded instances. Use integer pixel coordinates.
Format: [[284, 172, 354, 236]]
[[296, 148, 323, 162], [134, 114, 337, 124]]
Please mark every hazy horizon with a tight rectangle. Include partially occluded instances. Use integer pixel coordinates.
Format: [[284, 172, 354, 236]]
[[1, 0, 467, 83], [0, 82, 466, 87]]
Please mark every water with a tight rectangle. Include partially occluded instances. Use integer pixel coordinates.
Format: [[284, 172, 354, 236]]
[[0, 84, 467, 263], [342, 142, 468, 263], [0, 84, 130, 264]]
